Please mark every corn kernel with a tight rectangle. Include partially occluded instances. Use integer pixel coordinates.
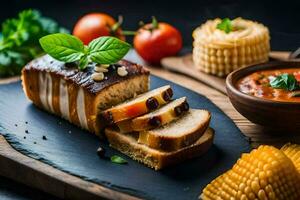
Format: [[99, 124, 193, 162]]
[[200, 145, 300, 200]]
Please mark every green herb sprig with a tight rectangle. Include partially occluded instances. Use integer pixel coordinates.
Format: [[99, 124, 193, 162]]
[[216, 18, 233, 34], [0, 9, 68, 77], [270, 73, 300, 91], [39, 33, 131, 70], [110, 155, 127, 164]]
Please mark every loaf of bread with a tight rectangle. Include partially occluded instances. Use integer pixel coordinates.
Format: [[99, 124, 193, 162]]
[[22, 53, 214, 170], [22, 55, 150, 135]]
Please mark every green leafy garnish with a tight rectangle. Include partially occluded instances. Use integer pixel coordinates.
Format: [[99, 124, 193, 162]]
[[110, 155, 127, 164], [88, 36, 131, 64], [270, 73, 300, 91], [216, 18, 233, 34], [39, 33, 85, 62], [39, 34, 131, 70], [0, 9, 68, 77]]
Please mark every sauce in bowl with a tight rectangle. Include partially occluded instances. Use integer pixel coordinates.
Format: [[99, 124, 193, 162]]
[[237, 68, 300, 102]]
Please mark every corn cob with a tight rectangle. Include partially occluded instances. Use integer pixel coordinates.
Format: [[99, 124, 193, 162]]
[[201, 145, 300, 200], [193, 18, 270, 77], [281, 143, 300, 173]]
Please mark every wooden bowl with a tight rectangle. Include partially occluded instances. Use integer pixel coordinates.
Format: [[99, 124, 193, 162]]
[[226, 61, 300, 132]]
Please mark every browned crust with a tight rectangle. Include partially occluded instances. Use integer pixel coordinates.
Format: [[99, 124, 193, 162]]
[[85, 92, 97, 132], [21, 69, 42, 107], [23, 55, 149, 95], [105, 127, 214, 170], [51, 74, 61, 115], [139, 110, 211, 151], [68, 84, 80, 126]]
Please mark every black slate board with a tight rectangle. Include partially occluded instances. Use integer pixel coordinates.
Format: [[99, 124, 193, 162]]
[[0, 75, 251, 200]]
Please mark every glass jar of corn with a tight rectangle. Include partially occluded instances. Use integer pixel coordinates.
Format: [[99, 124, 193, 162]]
[[193, 18, 270, 77], [200, 143, 300, 199]]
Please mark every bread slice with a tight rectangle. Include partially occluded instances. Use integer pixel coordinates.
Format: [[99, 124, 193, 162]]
[[105, 127, 214, 170], [117, 97, 189, 133], [99, 85, 173, 125], [138, 109, 210, 151]]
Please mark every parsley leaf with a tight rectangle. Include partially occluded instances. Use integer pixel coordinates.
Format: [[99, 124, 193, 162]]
[[216, 18, 233, 34], [0, 9, 68, 77], [270, 73, 299, 91]]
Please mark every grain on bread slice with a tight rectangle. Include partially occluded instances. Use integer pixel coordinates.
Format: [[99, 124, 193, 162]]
[[99, 85, 173, 125], [117, 97, 189, 133], [138, 109, 210, 151], [105, 127, 214, 170]]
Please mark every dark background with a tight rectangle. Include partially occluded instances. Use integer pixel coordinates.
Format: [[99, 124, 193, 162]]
[[1, 0, 300, 51], [0, 0, 300, 199]]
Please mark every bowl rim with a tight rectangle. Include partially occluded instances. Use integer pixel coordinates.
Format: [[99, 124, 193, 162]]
[[226, 60, 300, 106]]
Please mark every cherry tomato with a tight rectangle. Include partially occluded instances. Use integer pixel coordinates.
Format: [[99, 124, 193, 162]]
[[134, 19, 182, 64], [73, 13, 125, 45]]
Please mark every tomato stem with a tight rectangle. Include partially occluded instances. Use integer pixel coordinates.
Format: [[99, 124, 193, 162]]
[[151, 16, 158, 29], [122, 30, 137, 36], [111, 15, 123, 33], [139, 21, 145, 27]]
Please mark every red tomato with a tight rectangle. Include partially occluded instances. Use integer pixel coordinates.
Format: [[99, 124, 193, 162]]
[[294, 72, 300, 82], [134, 22, 182, 64], [73, 13, 125, 45]]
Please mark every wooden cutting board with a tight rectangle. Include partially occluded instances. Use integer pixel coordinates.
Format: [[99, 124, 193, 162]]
[[161, 51, 291, 94]]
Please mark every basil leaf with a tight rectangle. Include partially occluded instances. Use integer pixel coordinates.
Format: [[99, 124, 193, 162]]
[[39, 33, 85, 62], [88, 36, 131, 64], [216, 18, 233, 34], [270, 73, 299, 91], [111, 155, 127, 164], [78, 55, 89, 70]]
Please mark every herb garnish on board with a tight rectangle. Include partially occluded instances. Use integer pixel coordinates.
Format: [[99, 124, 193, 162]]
[[270, 73, 300, 91], [110, 155, 128, 164], [39, 33, 131, 70], [0, 9, 68, 77]]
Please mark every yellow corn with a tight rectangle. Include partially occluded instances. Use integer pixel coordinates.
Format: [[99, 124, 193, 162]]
[[281, 143, 300, 173], [201, 145, 300, 200], [193, 18, 270, 77]]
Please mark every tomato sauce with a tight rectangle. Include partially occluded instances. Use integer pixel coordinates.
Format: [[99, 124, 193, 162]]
[[237, 68, 300, 102]]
